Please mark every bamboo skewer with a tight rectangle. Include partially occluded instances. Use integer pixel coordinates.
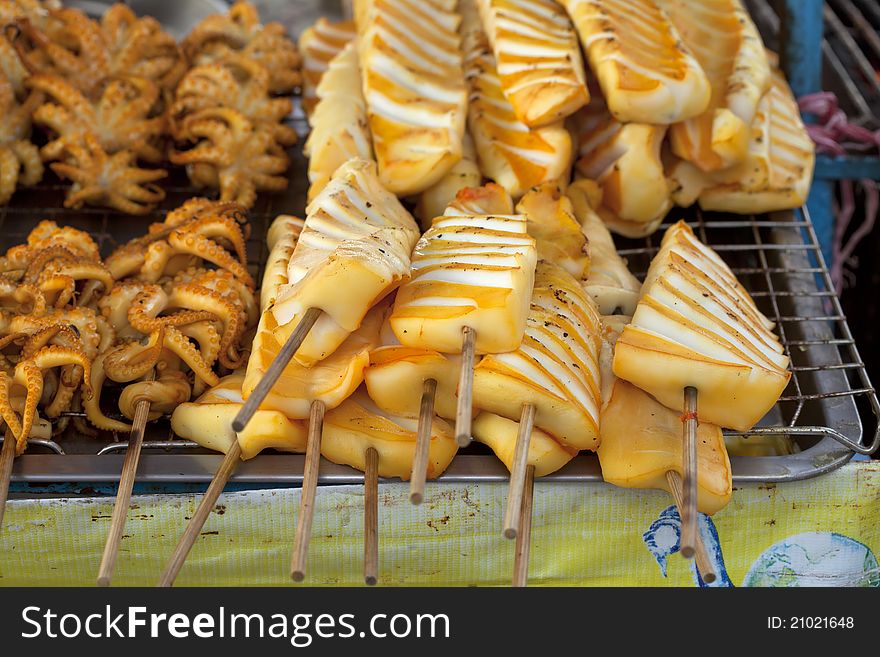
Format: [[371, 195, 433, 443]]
[[291, 399, 325, 582], [512, 464, 535, 587], [680, 386, 699, 559], [666, 470, 716, 584], [97, 375, 153, 587], [158, 440, 242, 587], [503, 403, 536, 539], [364, 446, 379, 586], [232, 307, 322, 432], [455, 326, 477, 447], [410, 378, 437, 505], [0, 428, 16, 531]]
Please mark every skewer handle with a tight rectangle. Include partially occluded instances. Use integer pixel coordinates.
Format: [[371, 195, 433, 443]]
[[666, 470, 716, 584], [364, 447, 379, 586], [680, 386, 699, 559], [0, 428, 16, 531], [455, 326, 476, 447], [97, 396, 151, 586], [410, 378, 437, 505], [157, 440, 242, 587], [233, 307, 322, 432], [503, 403, 535, 540], [291, 399, 325, 582], [512, 465, 535, 587]]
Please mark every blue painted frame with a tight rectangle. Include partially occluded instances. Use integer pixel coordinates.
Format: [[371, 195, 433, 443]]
[[781, 0, 879, 266]]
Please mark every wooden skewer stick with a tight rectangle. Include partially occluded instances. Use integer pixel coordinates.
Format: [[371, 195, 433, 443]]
[[364, 446, 379, 586], [97, 380, 153, 587], [512, 464, 535, 587], [503, 403, 536, 539], [0, 428, 16, 531], [291, 399, 325, 582], [410, 378, 437, 505], [454, 326, 476, 447], [157, 440, 242, 587], [233, 307, 322, 432], [680, 386, 699, 559], [666, 470, 716, 584]]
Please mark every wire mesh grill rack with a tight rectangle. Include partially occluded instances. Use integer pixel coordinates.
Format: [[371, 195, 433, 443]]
[[616, 205, 879, 460], [0, 59, 876, 485], [3, 163, 877, 485]]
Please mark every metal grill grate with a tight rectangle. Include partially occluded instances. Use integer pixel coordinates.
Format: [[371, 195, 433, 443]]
[[614, 205, 879, 458], [1, 108, 876, 482]]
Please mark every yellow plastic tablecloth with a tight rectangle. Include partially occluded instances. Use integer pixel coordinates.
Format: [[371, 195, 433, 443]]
[[1, 462, 878, 586]]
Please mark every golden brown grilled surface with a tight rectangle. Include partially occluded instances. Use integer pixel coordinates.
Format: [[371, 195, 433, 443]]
[[573, 90, 671, 237], [461, 0, 572, 200], [661, 0, 770, 171], [390, 211, 538, 354], [473, 261, 603, 450], [304, 42, 374, 201], [298, 17, 356, 117], [561, 0, 710, 124], [477, 0, 589, 127], [667, 66, 815, 214], [355, 0, 467, 196], [613, 221, 790, 431]]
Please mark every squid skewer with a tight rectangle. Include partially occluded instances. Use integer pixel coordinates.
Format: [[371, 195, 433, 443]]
[[243, 160, 418, 582], [599, 315, 724, 582], [390, 208, 537, 453], [158, 441, 242, 588], [97, 369, 155, 587], [512, 464, 535, 587], [612, 221, 789, 565]]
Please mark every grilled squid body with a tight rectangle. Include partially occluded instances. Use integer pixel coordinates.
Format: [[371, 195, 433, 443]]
[[566, 180, 641, 315], [390, 212, 537, 354], [304, 42, 374, 201], [600, 380, 731, 514], [355, 0, 467, 196], [516, 182, 588, 280], [171, 374, 307, 460], [473, 412, 577, 476], [444, 182, 514, 216], [321, 388, 458, 480], [261, 215, 304, 313], [415, 132, 483, 231], [668, 67, 815, 213], [562, 0, 710, 124], [661, 0, 770, 171], [613, 221, 790, 431], [461, 0, 572, 200], [270, 159, 420, 366], [597, 316, 731, 514], [244, 299, 389, 418], [299, 18, 356, 117], [477, 0, 589, 127], [473, 261, 602, 450], [574, 92, 671, 237]]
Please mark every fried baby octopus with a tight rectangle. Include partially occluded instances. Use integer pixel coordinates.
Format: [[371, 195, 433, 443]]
[[50, 133, 166, 214], [0, 72, 43, 205], [8, 4, 184, 97], [105, 200, 253, 287], [28, 73, 166, 162], [170, 108, 288, 210], [0, 333, 93, 454], [182, 0, 301, 94], [170, 54, 296, 145]]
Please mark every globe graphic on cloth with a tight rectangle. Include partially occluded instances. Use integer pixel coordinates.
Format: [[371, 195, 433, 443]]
[[744, 531, 880, 587]]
